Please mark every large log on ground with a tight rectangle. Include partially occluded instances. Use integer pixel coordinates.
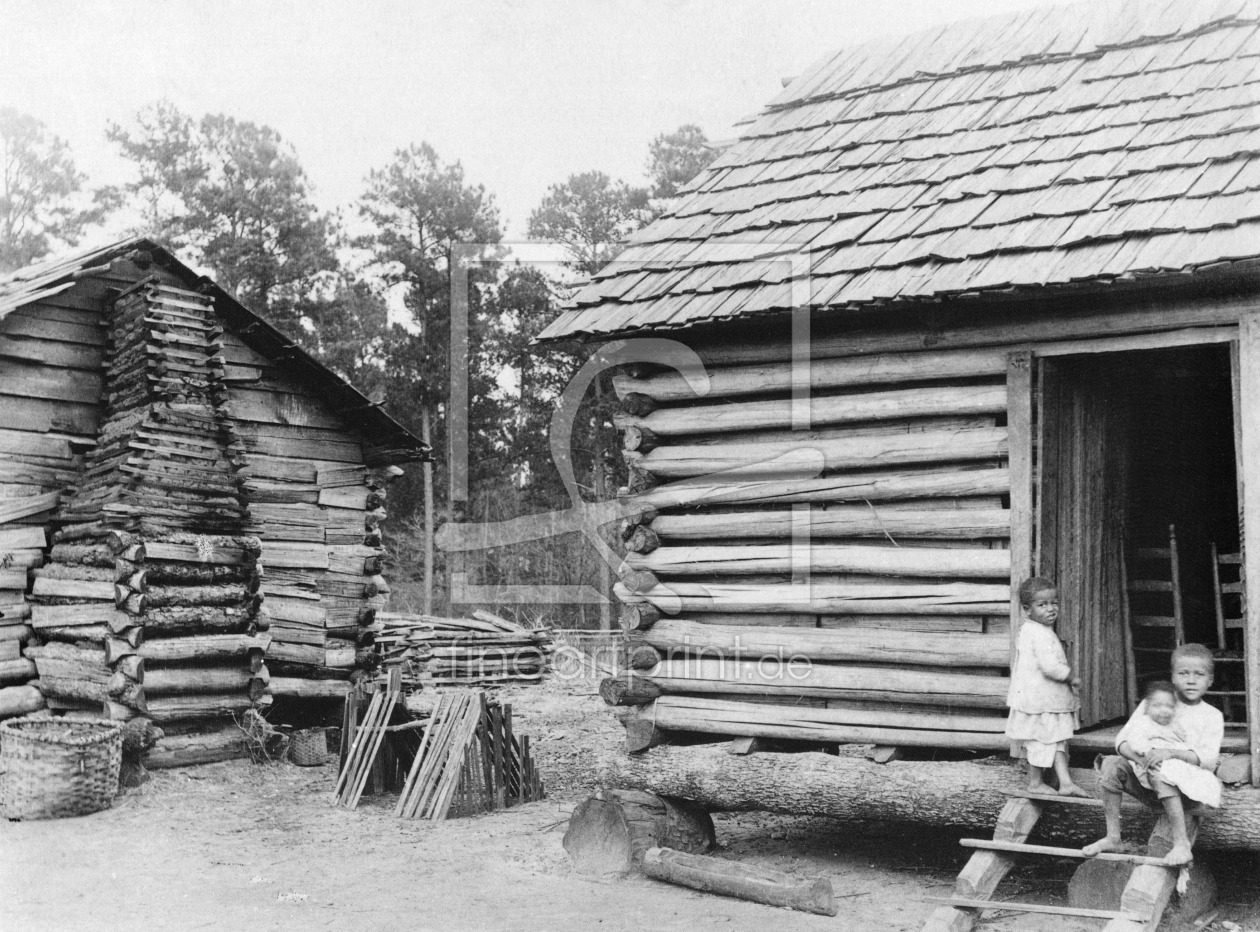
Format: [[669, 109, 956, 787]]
[[145, 723, 251, 768], [596, 745, 1260, 851], [562, 788, 715, 878], [626, 543, 1009, 578], [0, 684, 46, 718], [617, 581, 1008, 615], [651, 507, 1012, 541], [637, 466, 1009, 510], [641, 846, 837, 916], [625, 697, 1008, 749], [640, 659, 1009, 708], [643, 619, 1007, 668], [612, 348, 1007, 402], [637, 427, 1008, 479]]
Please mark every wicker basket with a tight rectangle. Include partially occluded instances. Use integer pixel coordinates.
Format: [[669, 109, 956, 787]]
[[288, 728, 330, 767], [1, 716, 123, 820]]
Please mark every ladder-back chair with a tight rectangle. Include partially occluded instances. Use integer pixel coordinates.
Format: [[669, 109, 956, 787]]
[[1125, 524, 1185, 693]]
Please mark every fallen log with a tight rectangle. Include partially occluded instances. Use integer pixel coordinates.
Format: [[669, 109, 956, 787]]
[[596, 744, 1260, 850], [641, 846, 837, 917], [145, 723, 251, 769], [562, 789, 714, 877]]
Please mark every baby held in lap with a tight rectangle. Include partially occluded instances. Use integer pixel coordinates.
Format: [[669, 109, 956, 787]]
[[1084, 645, 1224, 866], [1124, 681, 1221, 807]]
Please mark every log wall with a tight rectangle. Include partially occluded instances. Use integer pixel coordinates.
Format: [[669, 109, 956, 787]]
[[0, 255, 413, 736], [611, 343, 1015, 743], [0, 267, 138, 719], [222, 331, 395, 682], [606, 303, 1254, 752]]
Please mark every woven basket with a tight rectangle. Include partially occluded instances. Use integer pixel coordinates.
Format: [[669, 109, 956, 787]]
[[1, 716, 123, 820], [289, 728, 330, 767]]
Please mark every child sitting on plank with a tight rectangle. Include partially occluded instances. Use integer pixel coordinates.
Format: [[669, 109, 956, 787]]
[[1005, 576, 1089, 797], [1124, 680, 1222, 808], [1084, 644, 1224, 865]]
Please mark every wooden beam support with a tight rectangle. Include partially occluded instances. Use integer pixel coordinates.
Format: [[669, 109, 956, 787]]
[[1238, 316, 1260, 787], [922, 797, 1042, 932], [1007, 350, 1034, 662]]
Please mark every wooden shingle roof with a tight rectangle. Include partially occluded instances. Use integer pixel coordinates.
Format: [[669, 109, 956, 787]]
[[0, 238, 430, 463], [541, 0, 1260, 340]]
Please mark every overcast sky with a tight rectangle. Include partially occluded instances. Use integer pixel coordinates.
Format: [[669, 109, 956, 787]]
[[2, 0, 1055, 242]]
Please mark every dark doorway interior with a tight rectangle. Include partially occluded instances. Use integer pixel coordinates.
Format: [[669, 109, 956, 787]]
[[1038, 343, 1240, 727]]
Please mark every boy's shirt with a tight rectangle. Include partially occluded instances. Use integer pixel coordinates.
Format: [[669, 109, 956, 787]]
[[1115, 698, 1224, 773]]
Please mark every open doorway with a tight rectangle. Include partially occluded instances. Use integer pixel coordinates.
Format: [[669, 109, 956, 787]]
[[1037, 343, 1240, 728]]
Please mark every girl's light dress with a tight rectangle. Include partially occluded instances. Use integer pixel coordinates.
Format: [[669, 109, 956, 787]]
[[1006, 621, 1079, 757]]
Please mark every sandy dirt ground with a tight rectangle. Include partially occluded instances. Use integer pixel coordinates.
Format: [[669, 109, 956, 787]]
[[2, 680, 1258, 932]]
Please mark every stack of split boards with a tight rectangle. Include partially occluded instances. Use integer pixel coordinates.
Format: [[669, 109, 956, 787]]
[[335, 678, 544, 817], [375, 610, 553, 687], [24, 281, 272, 766]]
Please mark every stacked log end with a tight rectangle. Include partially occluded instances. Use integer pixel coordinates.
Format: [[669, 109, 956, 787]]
[[377, 610, 553, 688], [27, 281, 270, 761], [0, 527, 46, 719], [605, 346, 1019, 749]]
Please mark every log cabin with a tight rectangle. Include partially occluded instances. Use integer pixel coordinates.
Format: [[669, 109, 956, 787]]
[[537, 0, 1260, 855], [0, 237, 428, 763]]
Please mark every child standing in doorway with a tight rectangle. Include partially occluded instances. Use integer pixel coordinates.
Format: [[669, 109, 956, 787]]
[[1005, 576, 1089, 797]]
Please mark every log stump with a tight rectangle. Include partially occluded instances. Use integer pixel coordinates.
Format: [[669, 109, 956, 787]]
[[563, 789, 715, 878], [1069, 859, 1216, 924]]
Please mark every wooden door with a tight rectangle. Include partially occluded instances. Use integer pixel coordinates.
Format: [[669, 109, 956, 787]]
[[1037, 357, 1131, 727]]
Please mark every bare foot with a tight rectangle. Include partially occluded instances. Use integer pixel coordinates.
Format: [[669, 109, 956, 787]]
[[1082, 835, 1122, 856], [1057, 782, 1092, 799], [1027, 781, 1057, 795], [1163, 843, 1193, 866]]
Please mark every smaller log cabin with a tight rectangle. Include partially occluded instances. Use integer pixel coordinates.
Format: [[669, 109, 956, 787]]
[[540, 0, 1260, 789], [0, 238, 428, 743]]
